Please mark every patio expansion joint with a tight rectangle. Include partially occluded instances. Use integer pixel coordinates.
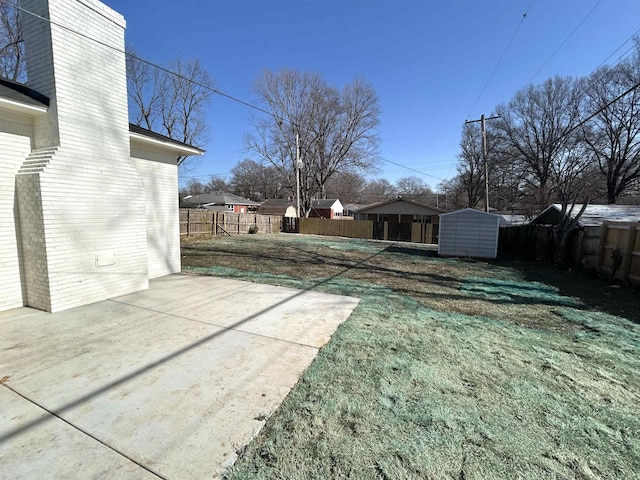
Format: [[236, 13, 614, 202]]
[[108, 299, 322, 351], [1, 383, 168, 480]]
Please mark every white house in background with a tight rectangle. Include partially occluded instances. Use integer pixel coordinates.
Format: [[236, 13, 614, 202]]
[[0, 0, 203, 313], [438, 208, 503, 259], [309, 199, 344, 219]]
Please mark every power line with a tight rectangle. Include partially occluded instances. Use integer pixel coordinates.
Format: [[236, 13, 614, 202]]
[[595, 28, 640, 70], [5, 0, 446, 183], [560, 79, 640, 143], [466, 0, 534, 120], [3, 0, 279, 119], [526, 0, 602, 84]]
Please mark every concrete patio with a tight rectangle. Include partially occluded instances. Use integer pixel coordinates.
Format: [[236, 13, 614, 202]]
[[0, 274, 360, 479]]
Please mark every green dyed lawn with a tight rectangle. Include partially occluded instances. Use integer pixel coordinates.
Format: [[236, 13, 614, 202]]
[[181, 234, 640, 480]]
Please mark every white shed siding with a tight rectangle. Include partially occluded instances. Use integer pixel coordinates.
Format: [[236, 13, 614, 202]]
[[16, 0, 148, 312], [438, 209, 500, 259], [0, 113, 33, 311], [131, 148, 181, 279]]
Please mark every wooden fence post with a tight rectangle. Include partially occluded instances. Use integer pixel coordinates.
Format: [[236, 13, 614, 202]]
[[575, 230, 584, 267], [597, 221, 608, 272], [621, 222, 639, 282], [187, 209, 191, 236]]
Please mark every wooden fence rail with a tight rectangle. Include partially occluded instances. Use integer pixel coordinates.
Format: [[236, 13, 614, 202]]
[[299, 218, 374, 239], [499, 221, 640, 286], [297, 218, 439, 244], [180, 209, 282, 236], [597, 221, 640, 284]]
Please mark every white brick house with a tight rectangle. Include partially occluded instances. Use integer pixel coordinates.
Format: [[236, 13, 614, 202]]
[[0, 0, 203, 313]]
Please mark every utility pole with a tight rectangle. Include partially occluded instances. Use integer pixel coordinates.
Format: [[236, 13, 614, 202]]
[[465, 114, 500, 212], [295, 133, 302, 217]]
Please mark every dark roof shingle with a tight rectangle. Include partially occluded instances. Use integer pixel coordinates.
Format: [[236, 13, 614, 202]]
[[0, 77, 49, 108]]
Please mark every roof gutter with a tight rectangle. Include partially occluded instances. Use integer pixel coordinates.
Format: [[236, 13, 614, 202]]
[[129, 131, 205, 156], [0, 97, 48, 116]]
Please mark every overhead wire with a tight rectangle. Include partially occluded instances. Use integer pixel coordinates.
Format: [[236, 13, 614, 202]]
[[595, 27, 640, 70], [465, 0, 534, 120], [559, 79, 640, 144], [526, 0, 602, 84], [9, 0, 637, 187], [3, 0, 447, 182], [453, 1, 638, 184]]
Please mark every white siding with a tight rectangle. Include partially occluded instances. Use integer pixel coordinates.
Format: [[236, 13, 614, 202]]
[[0, 113, 33, 311], [131, 148, 181, 279], [17, 0, 148, 312], [438, 209, 500, 259]]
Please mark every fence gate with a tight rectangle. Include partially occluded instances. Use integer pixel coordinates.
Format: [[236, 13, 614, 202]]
[[283, 217, 299, 233]]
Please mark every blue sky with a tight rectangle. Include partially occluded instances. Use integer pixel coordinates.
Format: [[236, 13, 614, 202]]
[[105, 0, 640, 190]]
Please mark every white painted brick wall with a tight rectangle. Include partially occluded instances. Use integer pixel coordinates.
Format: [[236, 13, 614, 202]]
[[0, 114, 33, 311], [17, 0, 148, 312], [131, 148, 181, 278]]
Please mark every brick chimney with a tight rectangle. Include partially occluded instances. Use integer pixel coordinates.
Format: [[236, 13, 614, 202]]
[[16, 0, 148, 312]]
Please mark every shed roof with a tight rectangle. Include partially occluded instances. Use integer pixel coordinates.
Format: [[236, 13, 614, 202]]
[[258, 199, 296, 216], [440, 208, 503, 219], [531, 204, 640, 227]]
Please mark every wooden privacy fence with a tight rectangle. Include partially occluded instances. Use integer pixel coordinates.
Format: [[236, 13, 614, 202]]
[[598, 221, 640, 284], [297, 218, 439, 244], [180, 209, 282, 236], [411, 223, 438, 244], [299, 218, 374, 239], [499, 221, 640, 286]]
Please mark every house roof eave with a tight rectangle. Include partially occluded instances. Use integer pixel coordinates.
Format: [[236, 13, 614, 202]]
[[0, 96, 48, 116], [129, 130, 205, 157]]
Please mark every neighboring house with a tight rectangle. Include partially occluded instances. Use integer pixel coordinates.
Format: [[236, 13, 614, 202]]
[[531, 204, 640, 227], [181, 192, 260, 214], [438, 208, 503, 259], [354, 198, 445, 242], [0, 0, 203, 313], [309, 199, 344, 219], [343, 203, 368, 217], [354, 198, 444, 223], [493, 211, 529, 226], [258, 199, 298, 217]]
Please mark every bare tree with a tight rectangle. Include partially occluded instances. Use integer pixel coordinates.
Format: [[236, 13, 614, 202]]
[[126, 46, 167, 131], [437, 177, 466, 210], [206, 175, 230, 193], [359, 178, 396, 204], [324, 171, 367, 203], [245, 69, 380, 216], [582, 56, 640, 204], [230, 159, 282, 200], [494, 76, 584, 210], [395, 176, 433, 204], [180, 179, 207, 197], [126, 51, 214, 167], [0, 3, 25, 82], [456, 122, 485, 208]]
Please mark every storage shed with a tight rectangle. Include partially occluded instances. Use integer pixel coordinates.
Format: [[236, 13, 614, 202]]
[[438, 208, 502, 259]]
